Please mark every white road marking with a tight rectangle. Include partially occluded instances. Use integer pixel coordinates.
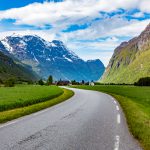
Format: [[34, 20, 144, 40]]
[[114, 135, 120, 150], [114, 100, 117, 104], [0, 121, 17, 129], [117, 114, 121, 124], [116, 105, 119, 111], [0, 108, 50, 129], [32, 109, 48, 116]]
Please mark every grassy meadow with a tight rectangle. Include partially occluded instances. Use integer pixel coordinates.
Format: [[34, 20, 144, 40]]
[[72, 85, 150, 150], [0, 88, 74, 123], [0, 85, 63, 111]]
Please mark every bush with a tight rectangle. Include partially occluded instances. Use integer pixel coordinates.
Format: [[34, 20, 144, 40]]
[[0, 79, 3, 84], [4, 79, 15, 87], [94, 82, 103, 85], [28, 80, 34, 85], [38, 79, 44, 85], [71, 80, 80, 85], [134, 77, 150, 86]]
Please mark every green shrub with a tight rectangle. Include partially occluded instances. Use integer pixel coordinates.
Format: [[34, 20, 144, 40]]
[[38, 79, 44, 85], [0, 79, 3, 84], [134, 77, 150, 86], [4, 79, 15, 87]]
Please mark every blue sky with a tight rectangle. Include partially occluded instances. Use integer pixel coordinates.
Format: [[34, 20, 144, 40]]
[[0, 0, 43, 10], [0, 0, 150, 66]]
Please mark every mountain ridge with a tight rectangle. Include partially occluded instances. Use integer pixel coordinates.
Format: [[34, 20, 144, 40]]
[[100, 23, 150, 84], [0, 34, 105, 81]]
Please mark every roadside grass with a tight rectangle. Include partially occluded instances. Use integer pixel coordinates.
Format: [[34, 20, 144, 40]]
[[71, 85, 150, 150], [0, 85, 63, 111], [0, 88, 74, 123]]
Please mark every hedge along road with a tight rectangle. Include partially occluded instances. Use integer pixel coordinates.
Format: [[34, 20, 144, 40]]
[[0, 87, 142, 150]]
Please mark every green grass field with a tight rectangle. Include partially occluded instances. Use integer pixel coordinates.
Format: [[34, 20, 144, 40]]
[[0, 88, 74, 123], [0, 85, 63, 111], [72, 85, 150, 150]]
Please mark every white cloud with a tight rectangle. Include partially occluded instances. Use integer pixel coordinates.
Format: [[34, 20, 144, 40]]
[[66, 37, 121, 66], [132, 12, 144, 18], [59, 18, 150, 42], [0, 0, 149, 29], [139, 0, 150, 13], [106, 19, 150, 37], [0, 1, 101, 29], [0, 30, 56, 41]]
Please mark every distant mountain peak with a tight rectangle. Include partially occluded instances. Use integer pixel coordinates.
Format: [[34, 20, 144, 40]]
[[87, 59, 102, 63], [0, 34, 105, 81]]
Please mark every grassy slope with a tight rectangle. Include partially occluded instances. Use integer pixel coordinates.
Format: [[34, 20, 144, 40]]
[[0, 88, 74, 123], [72, 85, 150, 150], [0, 85, 63, 111], [101, 49, 150, 84], [0, 51, 38, 81]]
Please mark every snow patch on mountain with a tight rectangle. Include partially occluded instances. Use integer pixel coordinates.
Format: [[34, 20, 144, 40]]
[[63, 55, 73, 62], [1, 39, 13, 53], [51, 42, 57, 47]]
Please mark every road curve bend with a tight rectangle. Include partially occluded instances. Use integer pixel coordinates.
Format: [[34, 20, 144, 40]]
[[0, 87, 142, 150]]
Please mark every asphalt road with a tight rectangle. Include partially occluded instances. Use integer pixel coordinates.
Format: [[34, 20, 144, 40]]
[[0, 87, 142, 150]]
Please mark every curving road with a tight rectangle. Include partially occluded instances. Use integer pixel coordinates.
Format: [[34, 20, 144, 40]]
[[0, 87, 142, 150]]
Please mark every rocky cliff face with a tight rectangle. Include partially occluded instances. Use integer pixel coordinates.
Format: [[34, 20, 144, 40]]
[[0, 35, 105, 81], [101, 23, 150, 84]]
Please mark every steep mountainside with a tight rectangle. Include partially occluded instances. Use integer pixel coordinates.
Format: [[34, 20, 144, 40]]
[[0, 35, 105, 81], [101, 23, 150, 84], [0, 42, 38, 81]]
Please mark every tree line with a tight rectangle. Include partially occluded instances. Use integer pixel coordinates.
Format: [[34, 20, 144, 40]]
[[0, 76, 149, 87], [38, 75, 53, 85], [0, 75, 53, 87]]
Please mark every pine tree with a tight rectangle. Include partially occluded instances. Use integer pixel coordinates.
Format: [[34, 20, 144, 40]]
[[47, 75, 53, 85]]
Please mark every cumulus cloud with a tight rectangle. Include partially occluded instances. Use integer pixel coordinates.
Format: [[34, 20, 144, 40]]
[[59, 18, 150, 41], [0, 0, 149, 39], [106, 19, 150, 37], [0, 0, 101, 29], [0, 0, 149, 29]]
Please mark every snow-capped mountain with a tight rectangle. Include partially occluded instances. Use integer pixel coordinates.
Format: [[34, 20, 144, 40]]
[[0, 34, 105, 81]]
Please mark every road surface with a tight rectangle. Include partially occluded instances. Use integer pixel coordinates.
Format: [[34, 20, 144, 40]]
[[0, 87, 142, 150]]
